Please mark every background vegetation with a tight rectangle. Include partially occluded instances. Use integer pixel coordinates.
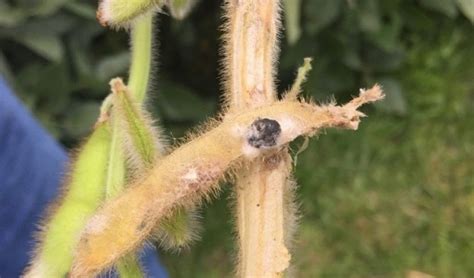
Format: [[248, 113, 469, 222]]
[[1, 0, 473, 276]]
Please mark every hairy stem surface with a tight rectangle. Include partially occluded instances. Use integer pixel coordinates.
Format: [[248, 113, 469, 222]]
[[224, 0, 293, 276], [224, 0, 279, 110]]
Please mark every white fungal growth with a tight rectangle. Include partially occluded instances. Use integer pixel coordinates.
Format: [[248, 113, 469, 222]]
[[85, 214, 109, 235], [275, 116, 303, 145], [241, 142, 261, 159], [182, 168, 199, 183], [231, 123, 261, 159]]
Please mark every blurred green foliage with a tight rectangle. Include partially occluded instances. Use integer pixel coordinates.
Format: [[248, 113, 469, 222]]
[[1, 0, 473, 277]]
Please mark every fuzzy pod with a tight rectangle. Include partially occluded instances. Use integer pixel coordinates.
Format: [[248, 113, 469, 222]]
[[24, 122, 112, 277], [112, 78, 201, 250], [105, 110, 146, 277], [97, 0, 164, 27], [112, 78, 161, 169], [70, 86, 383, 277]]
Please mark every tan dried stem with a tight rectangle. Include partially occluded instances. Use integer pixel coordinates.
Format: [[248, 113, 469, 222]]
[[223, 0, 295, 276], [223, 0, 280, 110]]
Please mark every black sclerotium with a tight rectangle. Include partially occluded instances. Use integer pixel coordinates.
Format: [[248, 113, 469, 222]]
[[247, 118, 281, 148]]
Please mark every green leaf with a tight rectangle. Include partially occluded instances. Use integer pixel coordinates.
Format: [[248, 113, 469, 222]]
[[364, 46, 404, 72], [36, 112, 61, 138], [366, 15, 402, 52], [419, 0, 458, 18], [374, 77, 407, 115], [342, 48, 363, 70], [0, 3, 27, 26], [280, 37, 314, 69], [304, 0, 342, 35], [11, 13, 77, 36], [0, 51, 14, 85], [16, 63, 71, 114], [356, 0, 381, 33], [68, 22, 105, 77], [158, 81, 214, 121], [64, 2, 97, 20], [33, 0, 69, 16], [13, 33, 64, 62], [283, 0, 302, 45], [62, 101, 101, 138], [96, 52, 131, 81], [2, 14, 77, 62], [456, 0, 474, 23], [306, 57, 356, 97]]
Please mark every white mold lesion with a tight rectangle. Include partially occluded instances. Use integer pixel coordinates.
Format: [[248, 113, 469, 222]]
[[241, 142, 261, 159], [179, 162, 224, 196], [85, 214, 109, 235], [274, 116, 305, 145], [182, 168, 199, 184]]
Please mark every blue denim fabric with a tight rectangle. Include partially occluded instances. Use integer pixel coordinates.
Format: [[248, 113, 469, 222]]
[[0, 77, 167, 278]]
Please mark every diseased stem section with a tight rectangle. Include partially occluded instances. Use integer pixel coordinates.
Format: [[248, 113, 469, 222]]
[[70, 86, 383, 277], [224, 0, 292, 276]]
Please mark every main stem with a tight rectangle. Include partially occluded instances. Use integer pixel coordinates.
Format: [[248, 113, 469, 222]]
[[225, 0, 294, 276]]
